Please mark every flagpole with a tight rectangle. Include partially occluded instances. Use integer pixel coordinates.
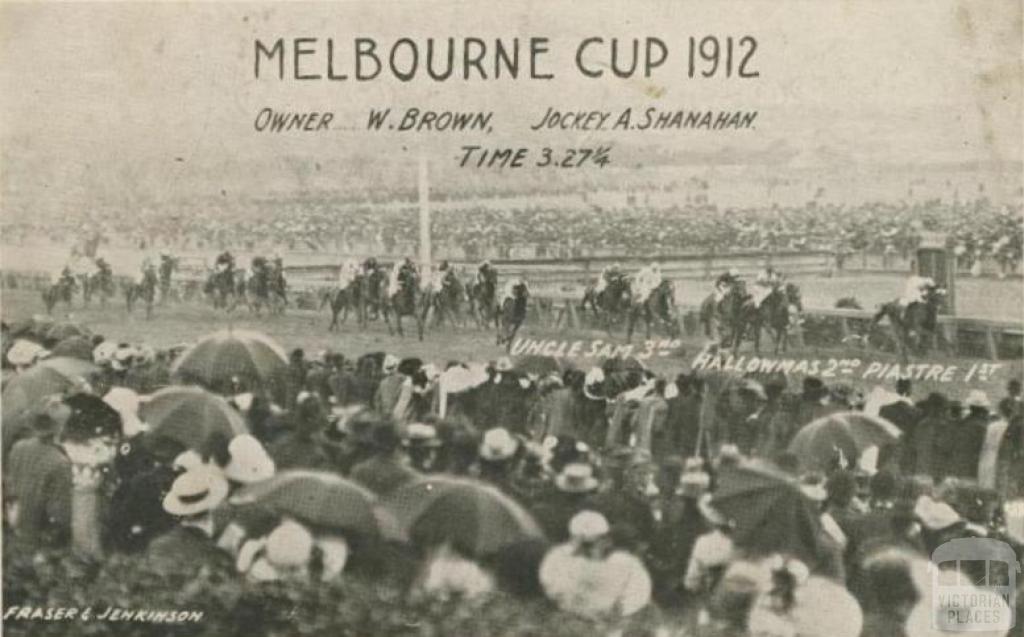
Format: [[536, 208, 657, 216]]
[[418, 154, 431, 269]]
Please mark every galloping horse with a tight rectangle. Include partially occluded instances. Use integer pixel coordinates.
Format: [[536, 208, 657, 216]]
[[699, 281, 758, 354], [497, 280, 529, 351], [356, 268, 388, 327], [752, 282, 803, 354], [380, 267, 427, 340], [82, 268, 115, 308], [204, 267, 237, 310], [429, 275, 467, 329], [869, 286, 946, 360], [42, 274, 77, 315], [124, 270, 158, 319], [580, 276, 631, 334], [322, 280, 359, 331], [468, 276, 498, 329], [626, 279, 681, 342]]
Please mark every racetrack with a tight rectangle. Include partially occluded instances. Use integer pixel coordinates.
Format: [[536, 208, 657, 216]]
[[3, 288, 1019, 404]]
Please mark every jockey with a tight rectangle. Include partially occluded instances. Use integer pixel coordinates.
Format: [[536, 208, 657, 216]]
[[478, 260, 497, 287], [338, 259, 359, 288], [139, 257, 157, 285], [899, 274, 935, 306], [751, 266, 782, 307], [215, 251, 234, 274], [595, 262, 624, 294], [634, 262, 662, 302], [501, 276, 526, 303], [94, 257, 111, 276], [53, 265, 75, 285], [713, 268, 739, 302], [398, 257, 418, 288], [438, 260, 457, 289], [363, 257, 379, 274]]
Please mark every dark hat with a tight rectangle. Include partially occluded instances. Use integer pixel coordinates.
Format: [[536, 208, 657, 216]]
[[397, 357, 423, 377]]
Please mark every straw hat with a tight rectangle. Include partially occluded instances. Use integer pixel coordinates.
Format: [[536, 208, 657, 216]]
[[568, 511, 610, 541], [405, 423, 442, 447], [163, 466, 229, 517], [555, 463, 600, 493], [495, 356, 514, 372], [965, 390, 991, 410], [914, 496, 962, 531], [223, 434, 276, 484], [479, 427, 519, 461]]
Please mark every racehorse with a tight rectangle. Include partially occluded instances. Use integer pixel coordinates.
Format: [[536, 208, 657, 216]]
[[42, 276, 77, 315], [868, 286, 946, 360], [699, 282, 758, 355], [204, 267, 237, 310], [124, 271, 157, 319], [497, 280, 529, 351], [82, 269, 114, 308], [468, 276, 498, 329], [581, 276, 631, 334], [752, 282, 803, 354], [158, 257, 179, 305], [267, 264, 287, 315], [380, 267, 427, 340], [244, 265, 272, 316], [356, 268, 388, 328], [428, 275, 467, 329], [322, 280, 359, 331], [626, 279, 681, 342]]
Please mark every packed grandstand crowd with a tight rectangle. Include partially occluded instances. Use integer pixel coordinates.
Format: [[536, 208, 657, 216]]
[[3, 194, 1022, 264], [3, 316, 1023, 636]]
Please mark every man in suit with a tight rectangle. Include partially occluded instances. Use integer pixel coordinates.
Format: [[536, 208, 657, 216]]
[[878, 378, 922, 474]]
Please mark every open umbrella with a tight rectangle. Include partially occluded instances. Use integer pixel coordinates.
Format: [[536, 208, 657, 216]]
[[140, 386, 247, 450], [711, 461, 823, 564], [229, 470, 401, 540], [171, 330, 289, 403], [44, 322, 92, 344], [50, 336, 95, 361], [1, 357, 100, 456], [788, 411, 903, 472], [385, 475, 546, 557], [514, 354, 564, 377]]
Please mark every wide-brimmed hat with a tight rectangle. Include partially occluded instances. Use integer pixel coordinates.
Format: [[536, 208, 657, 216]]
[[163, 465, 229, 517], [678, 469, 711, 498], [494, 356, 514, 372], [915, 495, 962, 531], [382, 354, 399, 374], [568, 510, 610, 541], [102, 387, 149, 438], [479, 427, 518, 461], [555, 462, 600, 493], [223, 434, 276, 484], [7, 339, 49, 367], [405, 423, 442, 447], [965, 390, 991, 410], [92, 341, 118, 365]]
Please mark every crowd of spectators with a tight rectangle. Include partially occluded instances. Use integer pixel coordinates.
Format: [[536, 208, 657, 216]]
[[3, 316, 1024, 635], [3, 190, 1021, 266]]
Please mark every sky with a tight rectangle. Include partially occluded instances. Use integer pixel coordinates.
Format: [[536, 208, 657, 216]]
[[1, 0, 1021, 209]]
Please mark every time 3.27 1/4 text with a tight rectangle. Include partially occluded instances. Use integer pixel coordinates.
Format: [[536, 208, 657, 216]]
[[457, 145, 612, 169]]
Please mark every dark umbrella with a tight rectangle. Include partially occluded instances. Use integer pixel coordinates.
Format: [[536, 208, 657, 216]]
[[385, 475, 546, 557], [1, 357, 100, 456], [229, 470, 401, 540], [171, 330, 289, 403], [788, 411, 903, 472], [1, 357, 99, 424], [140, 386, 247, 450], [711, 461, 823, 564], [514, 354, 564, 377], [51, 337, 95, 361], [44, 322, 92, 344]]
